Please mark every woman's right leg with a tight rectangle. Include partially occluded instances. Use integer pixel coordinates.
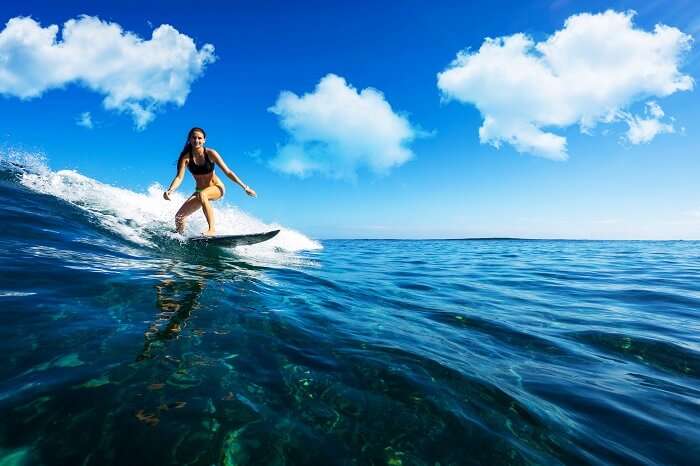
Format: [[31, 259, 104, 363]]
[[174, 195, 202, 234]]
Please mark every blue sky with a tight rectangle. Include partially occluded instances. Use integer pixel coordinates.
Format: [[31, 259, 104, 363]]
[[1, 0, 699, 239]]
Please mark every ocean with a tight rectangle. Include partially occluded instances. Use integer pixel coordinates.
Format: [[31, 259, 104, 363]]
[[1, 154, 699, 465]]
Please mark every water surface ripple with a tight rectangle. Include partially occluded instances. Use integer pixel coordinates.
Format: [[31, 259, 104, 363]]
[[1, 178, 699, 464]]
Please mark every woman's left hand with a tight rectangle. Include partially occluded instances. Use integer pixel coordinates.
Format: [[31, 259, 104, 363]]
[[244, 186, 257, 198]]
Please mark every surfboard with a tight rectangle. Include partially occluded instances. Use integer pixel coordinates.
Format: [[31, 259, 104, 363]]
[[187, 229, 280, 247]]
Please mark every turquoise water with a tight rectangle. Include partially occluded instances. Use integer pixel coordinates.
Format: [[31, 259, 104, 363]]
[[1, 159, 699, 465]]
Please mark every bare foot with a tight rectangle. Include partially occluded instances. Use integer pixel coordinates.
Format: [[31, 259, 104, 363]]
[[203, 229, 217, 236]]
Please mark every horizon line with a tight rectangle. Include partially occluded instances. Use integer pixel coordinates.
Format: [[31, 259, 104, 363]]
[[315, 237, 699, 242]]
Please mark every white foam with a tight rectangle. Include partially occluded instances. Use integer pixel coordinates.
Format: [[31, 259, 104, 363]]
[[0, 291, 37, 297], [6, 150, 322, 256]]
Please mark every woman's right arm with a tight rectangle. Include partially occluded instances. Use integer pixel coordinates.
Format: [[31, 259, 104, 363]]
[[163, 157, 187, 200]]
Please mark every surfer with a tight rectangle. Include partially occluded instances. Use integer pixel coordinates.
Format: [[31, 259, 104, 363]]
[[163, 127, 257, 236]]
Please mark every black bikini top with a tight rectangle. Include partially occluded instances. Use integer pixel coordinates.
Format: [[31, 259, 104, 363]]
[[188, 148, 215, 175]]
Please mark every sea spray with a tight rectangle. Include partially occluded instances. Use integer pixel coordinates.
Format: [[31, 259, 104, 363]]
[[2, 149, 322, 255]]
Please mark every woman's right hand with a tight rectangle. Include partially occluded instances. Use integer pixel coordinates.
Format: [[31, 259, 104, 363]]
[[163, 190, 171, 200]]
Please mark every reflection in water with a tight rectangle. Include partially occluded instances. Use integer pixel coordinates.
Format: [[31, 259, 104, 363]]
[[136, 251, 264, 362], [138, 276, 206, 361]]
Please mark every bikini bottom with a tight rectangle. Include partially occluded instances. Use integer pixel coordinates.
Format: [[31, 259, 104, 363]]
[[194, 186, 225, 198]]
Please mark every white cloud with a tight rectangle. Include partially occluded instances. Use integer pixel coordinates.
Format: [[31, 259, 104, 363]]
[[76, 111, 93, 129], [437, 10, 693, 159], [268, 74, 419, 179], [0, 15, 216, 130], [619, 101, 674, 144]]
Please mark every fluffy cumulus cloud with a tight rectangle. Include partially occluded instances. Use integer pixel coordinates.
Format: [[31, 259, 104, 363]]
[[437, 10, 693, 160], [0, 15, 216, 129], [268, 74, 419, 179]]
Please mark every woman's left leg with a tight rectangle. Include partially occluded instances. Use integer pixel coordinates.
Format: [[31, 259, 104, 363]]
[[196, 186, 223, 235]]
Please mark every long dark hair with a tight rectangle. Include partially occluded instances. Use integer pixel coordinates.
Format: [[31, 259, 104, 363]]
[[177, 127, 207, 164]]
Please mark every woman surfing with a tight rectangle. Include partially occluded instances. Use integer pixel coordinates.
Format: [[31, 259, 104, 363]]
[[163, 127, 257, 236]]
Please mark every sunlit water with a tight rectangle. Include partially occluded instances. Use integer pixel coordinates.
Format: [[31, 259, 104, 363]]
[[1, 153, 699, 465]]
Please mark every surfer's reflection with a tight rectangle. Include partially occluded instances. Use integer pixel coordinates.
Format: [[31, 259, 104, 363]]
[[138, 276, 206, 361], [137, 253, 262, 361]]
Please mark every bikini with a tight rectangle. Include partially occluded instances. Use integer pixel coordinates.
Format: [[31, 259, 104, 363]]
[[188, 148, 215, 175], [188, 148, 223, 195]]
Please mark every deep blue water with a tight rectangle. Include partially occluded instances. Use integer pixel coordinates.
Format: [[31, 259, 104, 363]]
[[1, 163, 700, 465]]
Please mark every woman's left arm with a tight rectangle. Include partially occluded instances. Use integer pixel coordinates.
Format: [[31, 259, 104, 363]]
[[209, 149, 257, 197]]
